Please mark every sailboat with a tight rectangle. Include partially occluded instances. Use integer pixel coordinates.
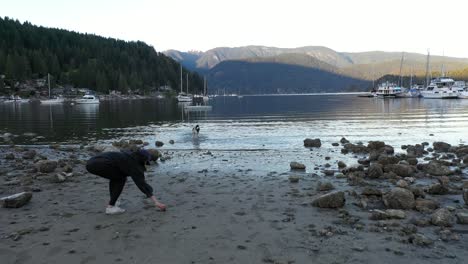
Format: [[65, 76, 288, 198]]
[[177, 65, 192, 102], [194, 76, 209, 101], [41, 74, 64, 104], [421, 51, 460, 99]]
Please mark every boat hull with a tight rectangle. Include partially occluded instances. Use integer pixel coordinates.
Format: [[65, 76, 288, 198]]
[[421, 92, 459, 99], [75, 100, 99, 104], [41, 99, 65, 104]]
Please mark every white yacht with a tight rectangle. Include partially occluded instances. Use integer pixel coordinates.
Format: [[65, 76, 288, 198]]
[[177, 93, 192, 102], [75, 94, 100, 104], [453, 81, 468, 99], [420, 77, 459, 99], [376, 82, 403, 98]]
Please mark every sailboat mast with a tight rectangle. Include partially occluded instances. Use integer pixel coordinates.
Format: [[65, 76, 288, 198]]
[[186, 74, 189, 94], [180, 65, 183, 93], [425, 50, 430, 87], [399, 52, 404, 87], [204, 76, 206, 96], [48, 73, 51, 99], [410, 67, 413, 88]]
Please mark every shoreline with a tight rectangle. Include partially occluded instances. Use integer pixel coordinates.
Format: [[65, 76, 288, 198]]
[[1, 139, 468, 263]]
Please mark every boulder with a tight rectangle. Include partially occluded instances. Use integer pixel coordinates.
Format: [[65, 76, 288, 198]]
[[312, 191, 345, 208], [433, 142, 451, 153], [411, 234, 433, 247], [317, 182, 335, 191], [396, 180, 409, 188], [54, 173, 67, 183], [369, 209, 406, 220], [415, 199, 439, 212], [128, 139, 143, 145], [377, 156, 400, 166], [422, 161, 451, 176], [456, 212, 468, 225], [386, 209, 406, 219], [342, 143, 368, 154], [367, 164, 383, 179], [290, 162, 306, 170], [407, 158, 418, 166], [288, 175, 300, 183], [323, 170, 335, 176], [427, 183, 448, 195], [37, 160, 58, 173], [383, 145, 395, 155], [406, 144, 425, 157], [337, 161, 346, 168], [5, 153, 15, 160], [383, 187, 415, 210], [155, 141, 164, 147], [1, 192, 32, 208], [340, 137, 349, 144], [169, 140, 175, 144], [367, 141, 385, 151], [431, 208, 454, 227], [332, 142, 340, 147], [361, 187, 382, 196], [385, 164, 413, 177], [22, 150, 36, 160], [304, 138, 321, 148], [410, 186, 425, 198]]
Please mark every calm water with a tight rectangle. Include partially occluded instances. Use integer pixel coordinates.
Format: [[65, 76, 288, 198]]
[[1, 95, 468, 150]]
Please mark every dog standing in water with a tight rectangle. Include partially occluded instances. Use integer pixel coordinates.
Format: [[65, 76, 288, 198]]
[[192, 125, 200, 138]]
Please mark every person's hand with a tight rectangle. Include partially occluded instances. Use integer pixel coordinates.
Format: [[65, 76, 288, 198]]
[[155, 201, 166, 211], [150, 195, 166, 211]]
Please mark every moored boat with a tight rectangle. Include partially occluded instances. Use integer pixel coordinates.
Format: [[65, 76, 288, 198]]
[[75, 94, 100, 104], [420, 77, 460, 99], [376, 82, 403, 98]]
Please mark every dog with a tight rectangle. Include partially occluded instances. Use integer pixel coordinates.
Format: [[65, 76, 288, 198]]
[[192, 125, 200, 137]]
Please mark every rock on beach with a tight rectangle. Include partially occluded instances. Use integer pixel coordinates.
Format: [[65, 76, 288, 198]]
[[303, 138, 321, 148], [290, 162, 306, 170], [383, 187, 415, 210], [312, 191, 345, 208], [1, 192, 32, 208]]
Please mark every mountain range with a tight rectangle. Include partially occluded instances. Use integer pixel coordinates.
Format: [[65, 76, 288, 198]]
[[164, 46, 468, 94]]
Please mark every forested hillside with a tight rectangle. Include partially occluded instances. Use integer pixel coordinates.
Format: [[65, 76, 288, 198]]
[[0, 17, 203, 94], [208, 61, 371, 94]]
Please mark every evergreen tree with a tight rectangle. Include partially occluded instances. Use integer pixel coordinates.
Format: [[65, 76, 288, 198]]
[[0, 16, 203, 93]]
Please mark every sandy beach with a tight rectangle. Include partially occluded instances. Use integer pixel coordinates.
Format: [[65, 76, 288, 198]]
[[1, 139, 468, 264]]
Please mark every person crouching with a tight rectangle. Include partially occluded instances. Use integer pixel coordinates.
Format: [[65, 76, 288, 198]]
[[86, 149, 166, 214]]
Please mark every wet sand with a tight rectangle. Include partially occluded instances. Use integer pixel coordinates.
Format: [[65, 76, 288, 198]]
[[1, 144, 467, 264]]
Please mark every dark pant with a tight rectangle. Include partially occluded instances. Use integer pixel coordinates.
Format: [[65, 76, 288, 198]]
[[86, 158, 127, 206]]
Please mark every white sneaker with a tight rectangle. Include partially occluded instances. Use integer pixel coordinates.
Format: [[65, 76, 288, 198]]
[[105, 206, 126, 215], [115, 200, 121, 207]]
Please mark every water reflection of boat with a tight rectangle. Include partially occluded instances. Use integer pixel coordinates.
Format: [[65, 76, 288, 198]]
[[74, 102, 99, 116], [76, 94, 100, 104], [183, 105, 212, 112]]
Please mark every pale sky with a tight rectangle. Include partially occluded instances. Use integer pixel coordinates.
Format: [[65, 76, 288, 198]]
[[2, 0, 468, 57]]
